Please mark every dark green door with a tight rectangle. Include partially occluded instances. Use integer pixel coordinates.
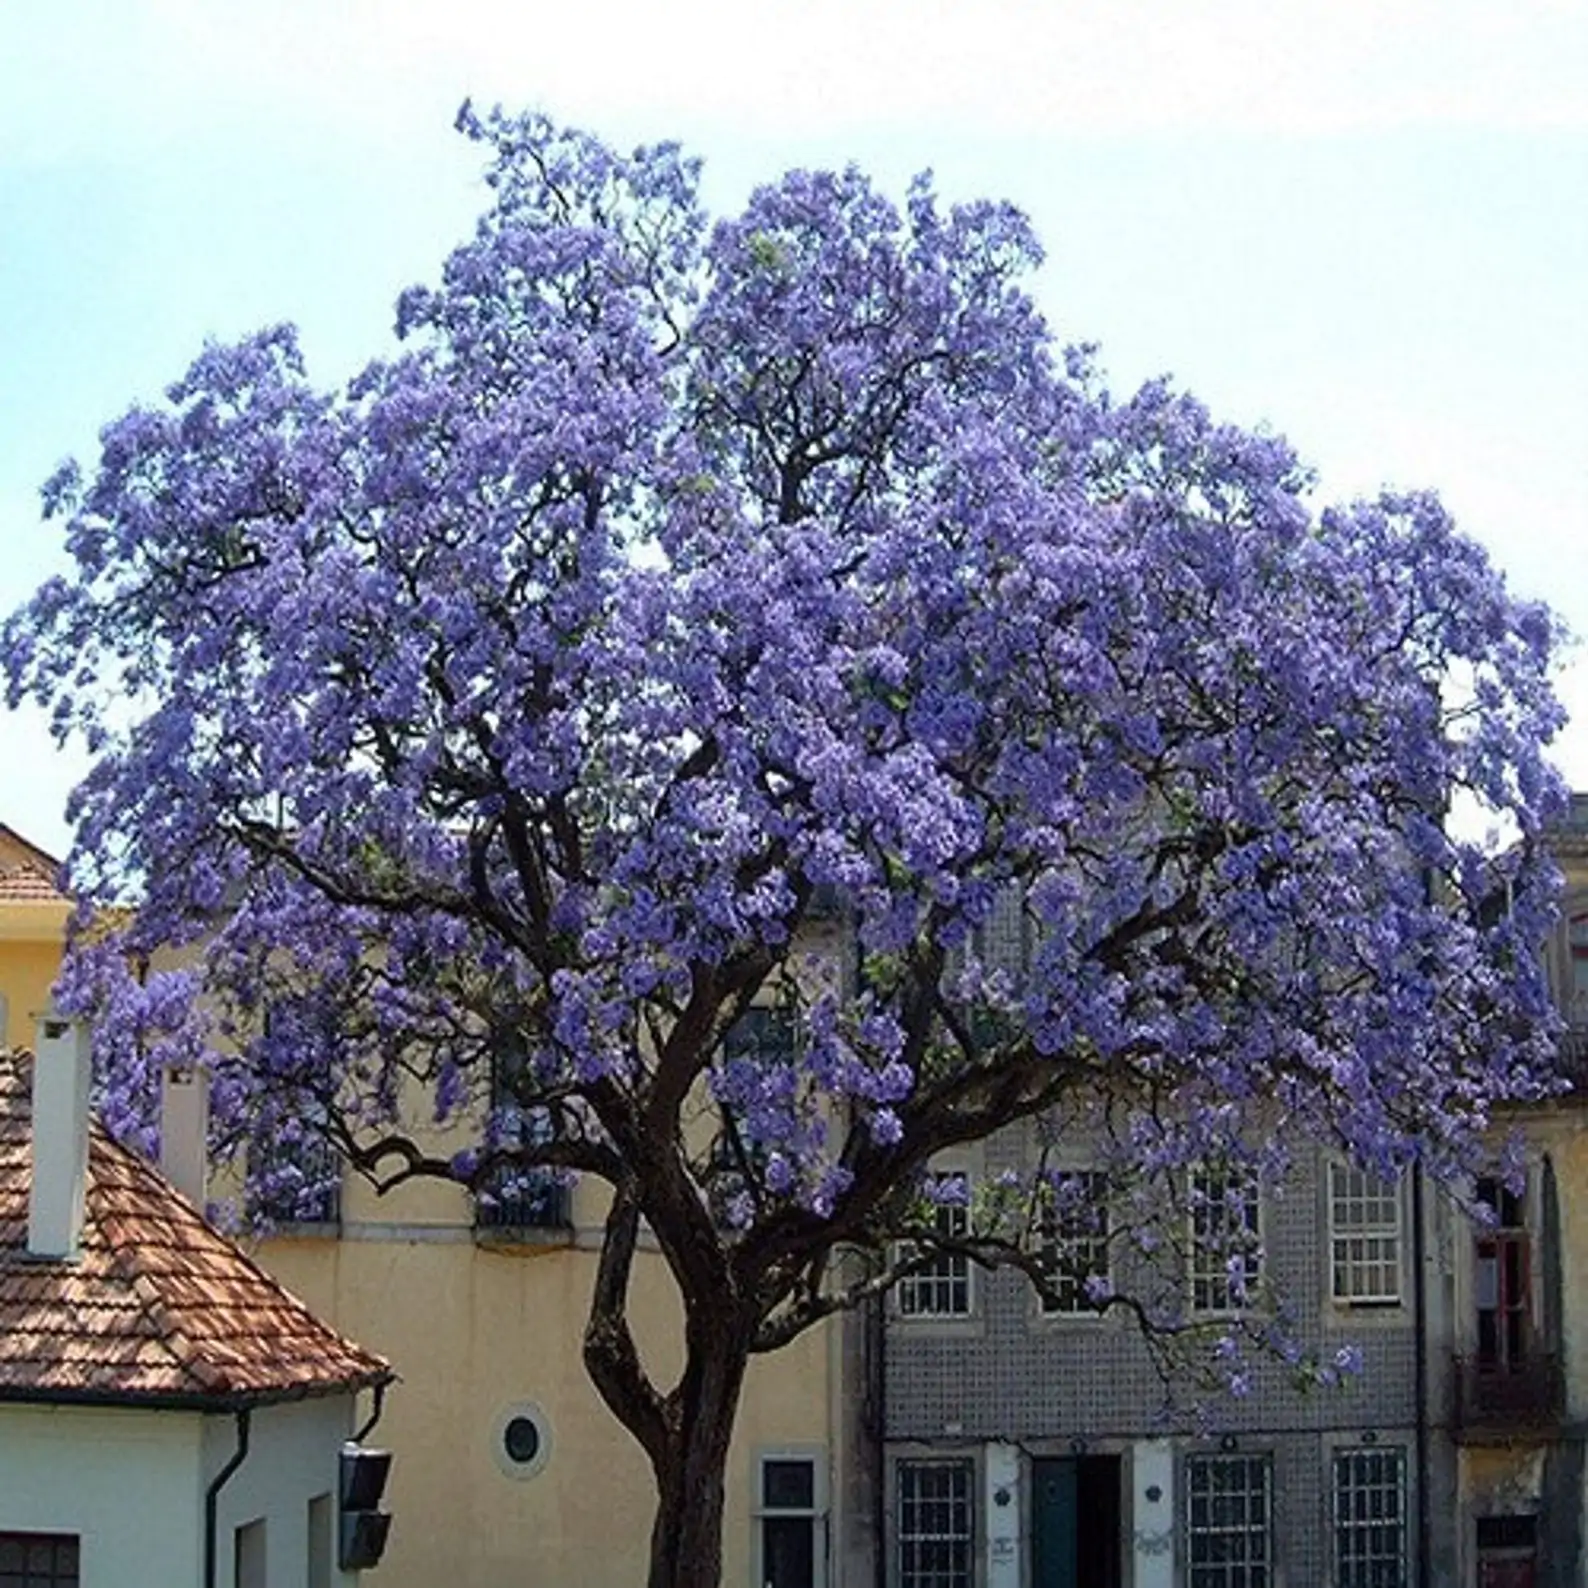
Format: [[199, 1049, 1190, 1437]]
[[1031, 1458, 1079, 1588]]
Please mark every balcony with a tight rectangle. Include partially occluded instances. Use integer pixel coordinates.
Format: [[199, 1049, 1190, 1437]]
[[1557, 1027, 1588, 1092], [474, 1171, 573, 1245], [1451, 1354, 1563, 1443]]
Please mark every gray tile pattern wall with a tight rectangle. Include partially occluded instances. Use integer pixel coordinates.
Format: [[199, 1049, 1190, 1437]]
[[887, 1142, 1422, 1443]]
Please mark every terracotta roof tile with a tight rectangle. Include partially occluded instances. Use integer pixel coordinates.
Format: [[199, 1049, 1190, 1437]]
[[0, 1051, 389, 1408], [0, 867, 67, 903]]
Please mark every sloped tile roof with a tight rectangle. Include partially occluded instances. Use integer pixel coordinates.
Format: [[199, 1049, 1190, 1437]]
[[0, 823, 67, 904], [0, 866, 67, 903], [0, 1051, 389, 1408]]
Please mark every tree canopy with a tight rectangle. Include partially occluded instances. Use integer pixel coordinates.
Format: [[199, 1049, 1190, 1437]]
[[2, 105, 1566, 1588]]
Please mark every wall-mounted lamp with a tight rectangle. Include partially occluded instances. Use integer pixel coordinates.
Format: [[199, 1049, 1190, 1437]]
[[1219, 1433, 1239, 1453], [994, 1486, 1012, 1508]]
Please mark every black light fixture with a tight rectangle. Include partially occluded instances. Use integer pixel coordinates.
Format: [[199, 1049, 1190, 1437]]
[[339, 1446, 394, 1571], [1220, 1433, 1239, 1453]]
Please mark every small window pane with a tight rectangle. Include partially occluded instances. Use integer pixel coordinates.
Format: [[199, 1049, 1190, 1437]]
[[762, 1516, 815, 1588], [0, 1534, 79, 1588], [898, 1461, 973, 1588], [1040, 1171, 1110, 1314], [1186, 1454, 1271, 1588], [1333, 1447, 1407, 1588], [897, 1174, 973, 1318], [1189, 1168, 1262, 1314], [1330, 1165, 1402, 1305], [763, 1458, 816, 1511]]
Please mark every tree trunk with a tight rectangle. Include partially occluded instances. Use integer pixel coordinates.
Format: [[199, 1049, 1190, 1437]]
[[645, 1318, 752, 1588]]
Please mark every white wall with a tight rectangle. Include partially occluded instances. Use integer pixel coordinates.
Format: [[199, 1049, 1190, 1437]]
[[0, 1403, 203, 1588], [205, 1395, 365, 1588]]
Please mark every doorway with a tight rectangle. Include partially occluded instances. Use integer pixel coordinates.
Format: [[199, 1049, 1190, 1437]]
[[1031, 1455, 1122, 1588]]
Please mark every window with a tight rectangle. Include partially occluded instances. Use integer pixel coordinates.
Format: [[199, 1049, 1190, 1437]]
[[755, 1453, 825, 1588], [492, 1400, 554, 1481], [0, 1534, 79, 1588], [249, 1124, 342, 1225], [1332, 1447, 1407, 1588], [1476, 1514, 1537, 1588], [1329, 1165, 1402, 1306], [1569, 914, 1588, 1024], [897, 1460, 973, 1588], [708, 1007, 799, 1207], [1189, 1168, 1262, 1314], [475, 1035, 570, 1231], [250, 1005, 342, 1224], [896, 1173, 972, 1318], [1474, 1178, 1531, 1370], [1185, 1455, 1272, 1588], [1040, 1171, 1110, 1314]]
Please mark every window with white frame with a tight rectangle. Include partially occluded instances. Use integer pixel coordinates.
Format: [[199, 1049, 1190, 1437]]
[[0, 1534, 79, 1588], [754, 1452, 825, 1588], [1040, 1170, 1110, 1314], [1189, 1167, 1262, 1314], [1185, 1454, 1272, 1588], [1332, 1447, 1407, 1588], [897, 1460, 974, 1588], [896, 1173, 972, 1318], [1329, 1164, 1402, 1306]]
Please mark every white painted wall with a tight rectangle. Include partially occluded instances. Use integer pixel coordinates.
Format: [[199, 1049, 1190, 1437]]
[[205, 1395, 366, 1588], [0, 1392, 366, 1588], [1131, 1439, 1175, 1588], [983, 1441, 1021, 1588], [0, 1403, 203, 1587]]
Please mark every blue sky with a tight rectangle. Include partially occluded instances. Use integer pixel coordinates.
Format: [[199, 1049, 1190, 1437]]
[[3, 0, 1586, 857]]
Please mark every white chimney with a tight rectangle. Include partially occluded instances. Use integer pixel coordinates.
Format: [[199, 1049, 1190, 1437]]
[[159, 1064, 209, 1211], [27, 1016, 92, 1260]]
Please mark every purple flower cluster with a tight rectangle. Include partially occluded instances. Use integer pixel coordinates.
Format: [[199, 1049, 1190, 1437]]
[[1, 109, 1565, 1391]]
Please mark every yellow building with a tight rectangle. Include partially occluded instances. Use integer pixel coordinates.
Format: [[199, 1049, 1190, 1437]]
[[0, 817, 843, 1588], [0, 823, 72, 1051]]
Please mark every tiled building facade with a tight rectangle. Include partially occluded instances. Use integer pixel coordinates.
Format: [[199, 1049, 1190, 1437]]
[[865, 876, 1588, 1588], [876, 1135, 1453, 1588]]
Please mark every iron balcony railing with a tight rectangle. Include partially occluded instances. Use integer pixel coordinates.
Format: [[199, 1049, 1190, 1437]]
[[1557, 1026, 1588, 1092], [474, 1170, 573, 1234], [1451, 1353, 1564, 1442]]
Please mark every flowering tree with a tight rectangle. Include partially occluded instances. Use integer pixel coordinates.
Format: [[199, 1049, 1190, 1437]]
[[3, 106, 1565, 1588]]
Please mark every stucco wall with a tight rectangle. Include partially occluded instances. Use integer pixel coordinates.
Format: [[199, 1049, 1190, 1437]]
[[0, 1403, 203, 1587], [0, 922, 66, 1047], [204, 1396, 364, 1588], [260, 1232, 832, 1588]]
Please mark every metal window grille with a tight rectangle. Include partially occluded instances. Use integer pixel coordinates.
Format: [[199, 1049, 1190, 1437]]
[[1330, 1164, 1402, 1305], [1189, 1168, 1262, 1314], [1040, 1170, 1110, 1314], [1185, 1455, 1272, 1588], [477, 1032, 573, 1231], [896, 1174, 972, 1318], [898, 1461, 973, 1588], [0, 1533, 80, 1588], [1333, 1447, 1407, 1588], [248, 1127, 341, 1225]]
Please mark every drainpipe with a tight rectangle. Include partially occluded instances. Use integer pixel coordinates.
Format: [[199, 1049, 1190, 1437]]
[[1412, 1162, 1431, 1588], [204, 1408, 252, 1588], [353, 1381, 388, 1444], [871, 1288, 887, 1588], [851, 913, 889, 1588]]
